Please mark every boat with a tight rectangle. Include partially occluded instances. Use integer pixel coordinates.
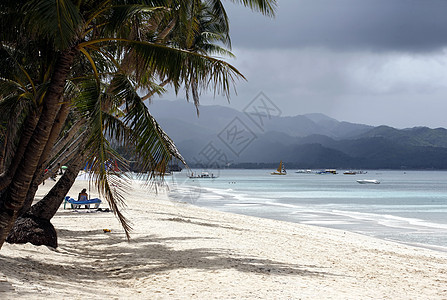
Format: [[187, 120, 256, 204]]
[[356, 179, 380, 184], [344, 170, 367, 175], [344, 171, 357, 175], [325, 169, 337, 174], [188, 171, 217, 179], [295, 169, 312, 174], [316, 169, 337, 175], [271, 161, 287, 175]]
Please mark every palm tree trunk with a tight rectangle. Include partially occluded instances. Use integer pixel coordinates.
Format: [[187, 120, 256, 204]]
[[0, 101, 33, 174], [6, 156, 84, 248], [17, 103, 71, 216], [0, 130, 7, 172], [0, 49, 76, 249], [28, 156, 84, 220], [0, 110, 40, 190], [37, 102, 71, 170]]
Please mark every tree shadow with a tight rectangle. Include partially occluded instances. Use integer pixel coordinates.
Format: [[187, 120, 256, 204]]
[[1, 228, 340, 289], [161, 217, 244, 231], [0, 275, 15, 294], [55, 209, 112, 216]]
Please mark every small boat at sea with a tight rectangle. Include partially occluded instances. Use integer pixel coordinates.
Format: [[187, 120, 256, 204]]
[[188, 171, 217, 179], [357, 179, 380, 184], [344, 171, 357, 175], [295, 169, 312, 174], [344, 170, 367, 175], [271, 161, 287, 175], [316, 169, 337, 175], [325, 169, 337, 174]]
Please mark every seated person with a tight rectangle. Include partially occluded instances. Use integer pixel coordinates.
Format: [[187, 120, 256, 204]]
[[78, 188, 88, 201]]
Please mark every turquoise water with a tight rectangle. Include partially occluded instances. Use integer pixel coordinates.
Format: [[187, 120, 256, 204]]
[[167, 169, 447, 251]]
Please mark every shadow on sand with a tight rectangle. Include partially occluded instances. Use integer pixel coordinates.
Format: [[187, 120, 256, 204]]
[[0, 223, 341, 297]]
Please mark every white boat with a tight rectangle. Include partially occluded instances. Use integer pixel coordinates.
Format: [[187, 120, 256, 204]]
[[357, 179, 380, 184], [189, 171, 217, 179], [343, 171, 357, 175], [344, 170, 367, 175], [271, 161, 287, 175], [295, 169, 312, 174]]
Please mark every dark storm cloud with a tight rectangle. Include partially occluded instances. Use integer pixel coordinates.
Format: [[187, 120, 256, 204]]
[[226, 0, 447, 52], [164, 0, 447, 129]]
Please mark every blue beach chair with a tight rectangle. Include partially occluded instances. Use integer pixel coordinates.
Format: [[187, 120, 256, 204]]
[[64, 196, 102, 209]]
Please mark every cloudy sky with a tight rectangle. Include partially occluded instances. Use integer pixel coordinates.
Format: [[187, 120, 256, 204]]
[[163, 0, 447, 129]]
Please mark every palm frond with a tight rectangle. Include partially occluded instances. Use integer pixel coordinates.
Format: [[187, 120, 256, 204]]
[[23, 0, 82, 50], [73, 78, 101, 118], [226, 0, 277, 17], [128, 40, 244, 97], [203, 0, 231, 47], [201, 44, 235, 58], [104, 4, 164, 34], [0, 46, 38, 96], [81, 79, 132, 239], [79, 48, 101, 85], [110, 74, 186, 171]]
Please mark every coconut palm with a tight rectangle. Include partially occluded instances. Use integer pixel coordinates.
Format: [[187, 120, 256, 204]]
[[4, 1, 228, 247], [0, 0, 277, 249]]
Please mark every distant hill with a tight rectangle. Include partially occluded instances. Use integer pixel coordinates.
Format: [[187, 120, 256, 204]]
[[357, 125, 447, 148], [148, 100, 447, 169]]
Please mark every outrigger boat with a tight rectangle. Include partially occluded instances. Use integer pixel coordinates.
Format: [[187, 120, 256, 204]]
[[271, 161, 287, 175], [316, 169, 337, 175], [344, 170, 367, 175], [188, 171, 217, 179]]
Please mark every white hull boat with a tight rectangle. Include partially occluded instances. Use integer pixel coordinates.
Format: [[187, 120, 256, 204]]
[[357, 179, 380, 184], [189, 171, 217, 179]]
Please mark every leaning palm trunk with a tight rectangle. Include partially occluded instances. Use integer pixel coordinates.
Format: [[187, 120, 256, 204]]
[[7, 126, 89, 247], [0, 110, 41, 191], [28, 158, 84, 220], [0, 49, 75, 249], [6, 157, 84, 248], [16, 103, 72, 216]]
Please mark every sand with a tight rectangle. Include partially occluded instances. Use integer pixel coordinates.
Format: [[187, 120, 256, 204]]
[[1, 178, 447, 299]]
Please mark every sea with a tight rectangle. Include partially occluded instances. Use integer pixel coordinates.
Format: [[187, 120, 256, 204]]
[[165, 169, 447, 252]]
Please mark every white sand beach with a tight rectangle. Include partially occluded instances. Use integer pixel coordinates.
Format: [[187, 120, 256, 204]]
[[1, 178, 447, 299]]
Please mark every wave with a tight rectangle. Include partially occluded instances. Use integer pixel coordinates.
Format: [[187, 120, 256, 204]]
[[173, 184, 447, 231], [331, 210, 447, 230]]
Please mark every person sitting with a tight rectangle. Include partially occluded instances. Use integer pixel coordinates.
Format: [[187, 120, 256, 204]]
[[78, 188, 88, 201], [78, 188, 89, 208]]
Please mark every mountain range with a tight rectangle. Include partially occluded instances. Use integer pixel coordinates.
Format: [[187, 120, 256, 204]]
[[149, 100, 447, 169]]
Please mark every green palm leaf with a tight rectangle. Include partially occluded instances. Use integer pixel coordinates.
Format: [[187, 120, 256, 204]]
[[225, 0, 276, 16], [23, 0, 82, 50]]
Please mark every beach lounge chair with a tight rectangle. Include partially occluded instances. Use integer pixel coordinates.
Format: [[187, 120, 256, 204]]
[[64, 196, 102, 209]]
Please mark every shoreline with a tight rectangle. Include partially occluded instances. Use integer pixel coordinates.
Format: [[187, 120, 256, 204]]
[[179, 197, 447, 254], [1, 178, 447, 299], [169, 169, 447, 253], [191, 200, 447, 254], [69, 173, 447, 254]]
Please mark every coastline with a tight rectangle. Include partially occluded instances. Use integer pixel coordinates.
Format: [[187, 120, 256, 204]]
[[1, 178, 447, 299], [175, 169, 447, 252]]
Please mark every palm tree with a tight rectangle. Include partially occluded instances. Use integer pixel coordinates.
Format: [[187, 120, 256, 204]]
[[0, 0, 277, 249]]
